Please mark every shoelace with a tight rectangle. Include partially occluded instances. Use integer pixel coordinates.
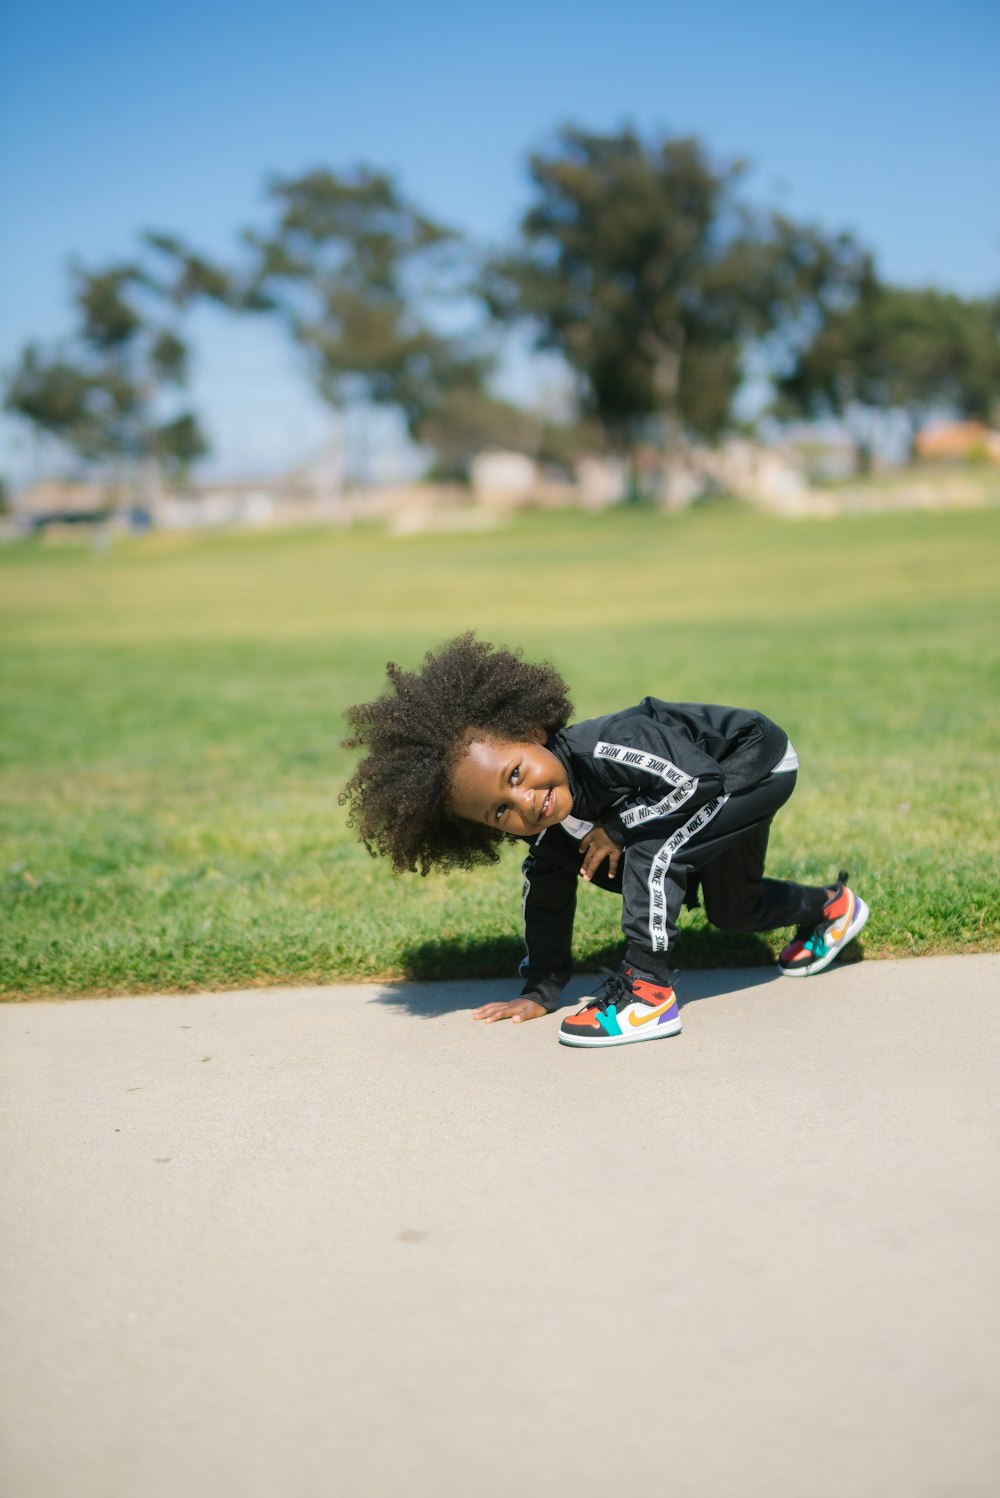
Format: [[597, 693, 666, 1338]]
[[592, 972, 634, 1011], [592, 969, 677, 1010]]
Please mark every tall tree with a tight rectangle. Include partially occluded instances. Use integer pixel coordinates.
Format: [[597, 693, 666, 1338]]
[[415, 385, 599, 479], [482, 126, 865, 493], [242, 168, 491, 461], [4, 248, 214, 491], [776, 277, 1000, 467]]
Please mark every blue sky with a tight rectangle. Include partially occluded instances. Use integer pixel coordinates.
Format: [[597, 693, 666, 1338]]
[[1, 0, 998, 480]]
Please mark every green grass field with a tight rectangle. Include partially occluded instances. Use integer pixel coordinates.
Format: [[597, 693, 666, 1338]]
[[1, 503, 997, 1000]]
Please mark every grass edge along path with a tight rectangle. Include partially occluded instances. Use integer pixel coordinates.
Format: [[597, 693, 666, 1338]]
[[2, 505, 998, 999]]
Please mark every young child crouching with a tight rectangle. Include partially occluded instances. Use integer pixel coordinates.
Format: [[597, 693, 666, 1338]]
[[340, 634, 868, 1049]]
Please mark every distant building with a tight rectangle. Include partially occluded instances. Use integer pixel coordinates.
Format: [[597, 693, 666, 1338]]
[[11, 480, 133, 532], [157, 481, 277, 529], [8, 474, 345, 536], [470, 451, 539, 506], [575, 455, 627, 509], [915, 421, 1000, 463]]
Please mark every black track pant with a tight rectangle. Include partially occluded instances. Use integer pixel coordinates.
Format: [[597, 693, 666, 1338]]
[[589, 770, 831, 982]]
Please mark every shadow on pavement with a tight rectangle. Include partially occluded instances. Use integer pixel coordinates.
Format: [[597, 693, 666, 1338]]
[[673, 966, 778, 1009], [372, 956, 803, 1021], [380, 930, 868, 1018], [369, 978, 515, 1019]]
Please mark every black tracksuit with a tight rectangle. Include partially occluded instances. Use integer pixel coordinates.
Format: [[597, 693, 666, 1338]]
[[517, 698, 830, 1013]]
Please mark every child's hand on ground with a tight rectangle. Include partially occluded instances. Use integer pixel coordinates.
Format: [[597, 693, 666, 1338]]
[[578, 826, 622, 881], [471, 998, 546, 1024]]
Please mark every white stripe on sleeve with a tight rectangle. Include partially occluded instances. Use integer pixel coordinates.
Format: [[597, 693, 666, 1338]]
[[594, 740, 698, 827]]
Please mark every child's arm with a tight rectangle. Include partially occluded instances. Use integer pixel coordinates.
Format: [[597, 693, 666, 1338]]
[[472, 833, 578, 1025]]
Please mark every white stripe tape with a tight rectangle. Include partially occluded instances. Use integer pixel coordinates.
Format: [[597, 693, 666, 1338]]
[[647, 795, 730, 952], [594, 739, 698, 828], [620, 779, 697, 826]]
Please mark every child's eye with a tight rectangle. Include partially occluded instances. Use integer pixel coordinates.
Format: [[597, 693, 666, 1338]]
[[495, 804, 508, 822], [509, 766, 521, 784]]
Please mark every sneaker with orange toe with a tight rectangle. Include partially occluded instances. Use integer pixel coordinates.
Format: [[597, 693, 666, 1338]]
[[558, 967, 682, 1048], [778, 871, 869, 977]]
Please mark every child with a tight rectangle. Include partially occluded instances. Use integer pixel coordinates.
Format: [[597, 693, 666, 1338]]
[[340, 634, 868, 1049]]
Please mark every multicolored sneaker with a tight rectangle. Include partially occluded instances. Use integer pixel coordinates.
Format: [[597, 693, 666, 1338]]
[[558, 967, 682, 1048], [778, 872, 869, 977]]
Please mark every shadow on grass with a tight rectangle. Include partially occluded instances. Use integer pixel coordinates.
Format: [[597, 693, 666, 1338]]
[[395, 934, 526, 984], [371, 928, 867, 1019]]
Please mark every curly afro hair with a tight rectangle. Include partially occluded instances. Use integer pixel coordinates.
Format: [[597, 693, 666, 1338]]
[[339, 633, 573, 875]]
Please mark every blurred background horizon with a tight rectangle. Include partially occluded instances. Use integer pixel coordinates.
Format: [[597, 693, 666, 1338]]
[[2, 0, 998, 486]]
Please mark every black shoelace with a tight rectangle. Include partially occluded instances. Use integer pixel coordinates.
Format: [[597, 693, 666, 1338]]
[[592, 972, 634, 1011]]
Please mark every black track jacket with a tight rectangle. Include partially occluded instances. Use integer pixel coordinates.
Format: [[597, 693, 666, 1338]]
[[518, 698, 788, 1011]]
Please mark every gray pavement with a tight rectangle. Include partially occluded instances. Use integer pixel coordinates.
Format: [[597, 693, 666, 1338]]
[[1, 954, 998, 1498]]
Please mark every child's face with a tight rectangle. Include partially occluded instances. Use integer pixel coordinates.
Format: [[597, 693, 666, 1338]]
[[449, 731, 573, 837]]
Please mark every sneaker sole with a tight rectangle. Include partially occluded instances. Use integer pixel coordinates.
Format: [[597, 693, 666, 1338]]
[[779, 896, 870, 978], [558, 1018, 683, 1048]]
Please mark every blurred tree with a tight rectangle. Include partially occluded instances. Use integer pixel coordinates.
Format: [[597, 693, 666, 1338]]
[[242, 168, 492, 466], [482, 125, 865, 496], [4, 251, 212, 495], [416, 388, 542, 479], [142, 231, 243, 308], [776, 276, 1000, 467], [416, 386, 599, 479]]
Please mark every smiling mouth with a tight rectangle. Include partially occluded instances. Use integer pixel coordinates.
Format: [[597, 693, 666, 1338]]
[[538, 790, 553, 821]]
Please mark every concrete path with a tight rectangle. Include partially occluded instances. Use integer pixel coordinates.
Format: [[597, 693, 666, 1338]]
[[2, 954, 998, 1498]]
